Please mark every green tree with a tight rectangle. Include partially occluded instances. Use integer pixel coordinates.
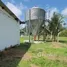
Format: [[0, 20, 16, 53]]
[[59, 29, 67, 37], [49, 12, 64, 41]]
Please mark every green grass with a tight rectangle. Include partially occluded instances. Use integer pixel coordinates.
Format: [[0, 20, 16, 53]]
[[59, 37, 67, 41], [20, 36, 67, 44], [18, 60, 30, 67], [30, 57, 67, 67], [18, 41, 67, 67], [59, 37, 67, 44], [20, 37, 24, 43], [0, 37, 67, 67], [20, 36, 33, 43]]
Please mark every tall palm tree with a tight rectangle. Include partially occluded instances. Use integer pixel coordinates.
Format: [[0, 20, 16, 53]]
[[49, 12, 64, 41]]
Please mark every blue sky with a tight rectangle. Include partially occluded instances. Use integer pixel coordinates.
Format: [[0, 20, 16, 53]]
[[2, 0, 67, 9], [2, 0, 67, 28]]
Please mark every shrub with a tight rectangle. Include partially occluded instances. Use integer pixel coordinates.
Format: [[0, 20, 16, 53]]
[[59, 29, 67, 37]]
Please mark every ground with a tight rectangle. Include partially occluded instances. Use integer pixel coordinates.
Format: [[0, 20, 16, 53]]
[[0, 37, 67, 67]]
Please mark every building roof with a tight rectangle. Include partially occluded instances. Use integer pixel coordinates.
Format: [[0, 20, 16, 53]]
[[0, 0, 25, 24]]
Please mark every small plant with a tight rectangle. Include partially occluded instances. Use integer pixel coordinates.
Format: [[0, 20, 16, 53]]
[[37, 48, 43, 53], [4, 47, 8, 51], [9, 45, 18, 48], [29, 57, 46, 67], [0, 51, 5, 60], [32, 48, 43, 53]]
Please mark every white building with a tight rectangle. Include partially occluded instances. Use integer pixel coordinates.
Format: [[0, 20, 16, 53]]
[[0, 0, 21, 50]]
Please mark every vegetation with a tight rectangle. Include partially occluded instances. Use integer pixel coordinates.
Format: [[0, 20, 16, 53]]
[[0, 37, 67, 67], [34, 12, 65, 42], [59, 29, 67, 37], [48, 12, 64, 41], [0, 8, 67, 67]]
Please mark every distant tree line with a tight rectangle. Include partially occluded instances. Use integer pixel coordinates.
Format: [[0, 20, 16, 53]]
[[59, 29, 67, 37]]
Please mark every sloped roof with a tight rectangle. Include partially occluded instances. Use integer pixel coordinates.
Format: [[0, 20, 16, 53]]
[[0, 0, 25, 24]]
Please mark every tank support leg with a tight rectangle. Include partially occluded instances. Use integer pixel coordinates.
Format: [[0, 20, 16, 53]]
[[34, 35, 36, 41]]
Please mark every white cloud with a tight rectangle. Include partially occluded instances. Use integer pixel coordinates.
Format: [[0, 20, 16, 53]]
[[50, 8, 58, 17], [46, 8, 58, 20], [19, 2, 28, 10], [6, 1, 28, 28], [61, 8, 67, 28], [6, 2, 22, 18], [6, 1, 28, 20], [20, 24, 26, 29], [61, 8, 67, 17]]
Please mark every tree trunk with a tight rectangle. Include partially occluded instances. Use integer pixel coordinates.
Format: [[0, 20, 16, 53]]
[[53, 35, 57, 42], [43, 33, 47, 41], [38, 35, 40, 41]]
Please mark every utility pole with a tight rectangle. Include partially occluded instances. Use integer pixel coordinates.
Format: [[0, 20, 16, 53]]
[[29, 9, 31, 42], [25, 11, 27, 35]]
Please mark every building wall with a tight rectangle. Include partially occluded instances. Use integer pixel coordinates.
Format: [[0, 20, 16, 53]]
[[0, 7, 20, 50]]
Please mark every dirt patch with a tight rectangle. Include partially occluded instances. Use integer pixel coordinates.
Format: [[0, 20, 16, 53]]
[[0, 46, 30, 61], [52, 42, 62, 48], [59, 43, 67, 47], [46, 55, 57, 60], [30, 64, 39, 67], [22, 53, 32, 60], [44, 54, 67, 62]]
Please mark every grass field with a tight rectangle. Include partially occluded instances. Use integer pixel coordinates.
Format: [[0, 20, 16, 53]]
[[20, 36, 67, 44], [0, 37, 67, 67]]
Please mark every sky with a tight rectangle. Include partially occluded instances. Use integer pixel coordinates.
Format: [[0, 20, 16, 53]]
[[2, 0, 67, 28]]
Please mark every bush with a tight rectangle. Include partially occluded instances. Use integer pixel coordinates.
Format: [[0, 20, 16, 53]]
[[59, 29, 67, 37]]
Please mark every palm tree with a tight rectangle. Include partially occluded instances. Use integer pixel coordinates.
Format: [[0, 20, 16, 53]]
[[48, 12, 64, 41]]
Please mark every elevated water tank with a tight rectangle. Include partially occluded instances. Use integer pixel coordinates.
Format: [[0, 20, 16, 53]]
[[25, 7, 46, 35], [26, 7, 45, 20]]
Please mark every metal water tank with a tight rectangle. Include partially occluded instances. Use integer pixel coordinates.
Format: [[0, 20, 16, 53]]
[[25, 7, 46, 35]]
